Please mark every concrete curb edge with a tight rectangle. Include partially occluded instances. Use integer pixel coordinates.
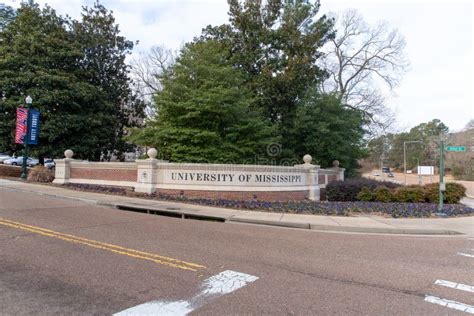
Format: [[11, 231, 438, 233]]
[[0, 184, 466, 236]]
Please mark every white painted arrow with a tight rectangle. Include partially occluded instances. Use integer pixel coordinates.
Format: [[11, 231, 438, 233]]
[[435, 279, 474, 293], [425, 295, 474, 314], [114, 270, 259, 315], [458, 252, 474, 258]]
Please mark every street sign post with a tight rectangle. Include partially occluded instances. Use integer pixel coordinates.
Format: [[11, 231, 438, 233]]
[[446, 146, 465, 152], [437, 144, 466, 211], [438, 141, 444, 211]]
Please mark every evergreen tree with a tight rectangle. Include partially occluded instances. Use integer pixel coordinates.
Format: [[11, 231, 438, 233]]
[[128, 40, 274, 163], [0, 3, 16, 31], [72, 2, 144, 160], [201, 0, 334, 159], [292, 91, 366, 175], [388, 119, 449, 170], [0, 3, 143, 161]]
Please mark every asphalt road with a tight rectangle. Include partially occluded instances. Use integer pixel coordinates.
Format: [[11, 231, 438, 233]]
[[1, 188, 473, 315]]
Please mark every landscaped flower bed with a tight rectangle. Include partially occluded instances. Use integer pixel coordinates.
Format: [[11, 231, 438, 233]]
[[61, 183, 474, 218]]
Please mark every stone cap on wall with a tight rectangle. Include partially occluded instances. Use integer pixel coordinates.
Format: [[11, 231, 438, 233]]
[[156, 162, 315, 173]]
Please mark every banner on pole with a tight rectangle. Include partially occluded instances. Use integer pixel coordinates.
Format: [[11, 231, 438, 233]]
[[15, 107, 28, 144], [27, 108, 40, 145]]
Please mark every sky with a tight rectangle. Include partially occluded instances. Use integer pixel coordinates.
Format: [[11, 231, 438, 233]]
[[4, 0, 474, 132]]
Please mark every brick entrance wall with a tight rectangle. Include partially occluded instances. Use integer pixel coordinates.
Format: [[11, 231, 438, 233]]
[[70, 168, 136, 182], [55, 153, 344, 202], [155, 189, 308, 201]]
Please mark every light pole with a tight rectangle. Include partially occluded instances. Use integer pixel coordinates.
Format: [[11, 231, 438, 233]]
[[20, 95, 32, 180], [403, 140, 422, 185]]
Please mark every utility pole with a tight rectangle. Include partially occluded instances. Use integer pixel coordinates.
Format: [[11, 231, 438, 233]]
[[403, 140, 422, 185]]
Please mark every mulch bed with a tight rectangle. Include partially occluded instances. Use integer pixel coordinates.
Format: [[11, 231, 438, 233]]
[[58, 183, 474, 218]]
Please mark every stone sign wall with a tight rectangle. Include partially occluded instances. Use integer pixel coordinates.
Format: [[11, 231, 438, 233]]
[[54, 149, 344, 202]]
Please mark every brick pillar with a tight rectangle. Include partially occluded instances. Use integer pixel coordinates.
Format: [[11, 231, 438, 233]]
[[331, 160, 345, 181], [134, 148, 158, 194], [337, 168, 345, 181], [53, 149, 74, 185]]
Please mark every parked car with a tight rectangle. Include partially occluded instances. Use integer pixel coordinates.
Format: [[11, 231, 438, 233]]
[[387, 172, 394, 178], [0, 153, 12, 163], [381, 167, 390, 173], [27, 159, 39, 167], [44, 159, 56, 170], [4, 156, 35, 166]]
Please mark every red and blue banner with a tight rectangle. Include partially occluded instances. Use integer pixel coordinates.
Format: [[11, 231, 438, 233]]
[[15, 107, 41, 145], [15, 107, 28, 144]]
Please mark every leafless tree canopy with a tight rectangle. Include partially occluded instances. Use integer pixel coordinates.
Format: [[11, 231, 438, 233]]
[[130, 45, 176, 117], [464, 119, 474, 131], [321, 9, 409, 135]]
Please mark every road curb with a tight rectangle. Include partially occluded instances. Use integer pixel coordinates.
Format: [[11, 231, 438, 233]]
[[228, 217, 311, 230], [0, 183, 467, 236], [0, 185, 101, 205], [309, 224, 463, 235]]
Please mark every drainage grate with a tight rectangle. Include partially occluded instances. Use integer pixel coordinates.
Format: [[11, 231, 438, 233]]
[[115, 204, 225, 222]]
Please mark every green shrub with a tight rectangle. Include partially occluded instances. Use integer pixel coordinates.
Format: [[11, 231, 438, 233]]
[[394, 185, 425, 203], [326, 178, 399, 201], [373, 186, 393, 202], [27, 165, 54, 183], [423, 182, 466, 204], [356, 186, 373, 201]]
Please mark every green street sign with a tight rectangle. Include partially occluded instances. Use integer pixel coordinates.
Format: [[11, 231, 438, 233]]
[[446, 146, 466, 152]]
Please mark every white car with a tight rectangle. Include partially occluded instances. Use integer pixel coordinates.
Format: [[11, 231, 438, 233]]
[[0, 153, 12, 163], [4, 156, 34, 166], [44, 159, 56, 170], [28, 159, 39, 167]]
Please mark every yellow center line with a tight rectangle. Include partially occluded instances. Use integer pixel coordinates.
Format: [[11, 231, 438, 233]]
[[0, 218, 205, 269], [0, 218, 206, 272]]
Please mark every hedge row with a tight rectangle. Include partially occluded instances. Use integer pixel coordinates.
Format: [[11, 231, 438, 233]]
[[326, 178, 400, 201], [327, 179, 466, 204]]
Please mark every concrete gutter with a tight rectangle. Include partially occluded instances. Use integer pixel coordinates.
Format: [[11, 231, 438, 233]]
[[111, 203, 463, 235]]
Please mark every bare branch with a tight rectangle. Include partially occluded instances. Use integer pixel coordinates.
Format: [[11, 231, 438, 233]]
[[129, 44, 176, 117], [321, 9, 409, 134]]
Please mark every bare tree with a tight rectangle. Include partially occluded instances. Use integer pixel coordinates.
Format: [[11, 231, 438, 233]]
[[130, 45, 176, 117], [321, 9, 409, 135], [464, 119, 474, 131]]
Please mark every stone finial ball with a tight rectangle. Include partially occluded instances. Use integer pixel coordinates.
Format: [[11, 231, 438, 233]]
[[147, 148, 158, 159], [303, 154, 312, 164], [333, 160, 340, 167], [64, 149, 74, 159]]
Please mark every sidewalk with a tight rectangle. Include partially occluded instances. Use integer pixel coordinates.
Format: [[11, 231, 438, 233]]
[[1, 179, 473, 236]]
